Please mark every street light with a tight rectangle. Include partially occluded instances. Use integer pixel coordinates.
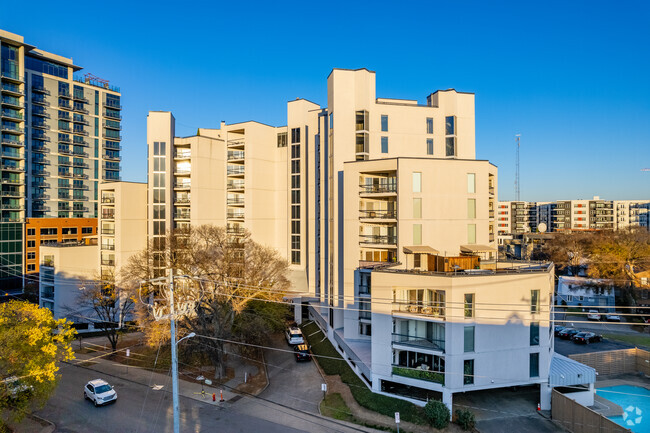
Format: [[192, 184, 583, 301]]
[[172, 331, 195, 433]]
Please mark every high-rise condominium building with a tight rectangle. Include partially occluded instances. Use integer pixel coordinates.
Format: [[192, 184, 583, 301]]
[[0, 29, 121, 286], [145, 69, 565, 411]]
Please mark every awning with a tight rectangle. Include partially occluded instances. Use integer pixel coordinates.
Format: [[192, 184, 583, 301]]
[[460, 244, 497, 253], [403, 246, 439, 255], [549, 353, 596, 386]]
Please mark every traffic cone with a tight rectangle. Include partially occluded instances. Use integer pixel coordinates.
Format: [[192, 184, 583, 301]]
[[220, 390, 224, 402], [537, 403, 541, 411], [212, 393, 216, 402]]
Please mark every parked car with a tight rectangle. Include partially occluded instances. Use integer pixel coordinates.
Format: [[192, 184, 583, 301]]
[[572, 332, 603, 344], [84, 379, 117, 406], [587, 310, 601, 321], [4, 376, 33, 402], [605, 313, 621, 322], [285, 326, 305, 345], [294, 344, 312, 362], [554, 325, 566, 336], [558, 328, 580, 340]]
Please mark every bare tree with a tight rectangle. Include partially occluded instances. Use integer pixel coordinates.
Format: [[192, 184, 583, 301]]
[[68, 268, 137, 352], [587, 227, 650, 283], [540, 231, 593, 276], [124, 225, 290, 377]]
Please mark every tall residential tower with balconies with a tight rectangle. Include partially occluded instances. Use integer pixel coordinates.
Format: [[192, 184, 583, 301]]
[[0, 28, 122, 286]]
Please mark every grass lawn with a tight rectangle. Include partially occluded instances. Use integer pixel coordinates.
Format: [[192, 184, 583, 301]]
[[320, 393, 354, 422], [301, 321, 428, 425], [603, 333, 650, 348]]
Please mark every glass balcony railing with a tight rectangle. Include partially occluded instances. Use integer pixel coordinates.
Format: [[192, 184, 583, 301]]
[[227, 180, 245, 190], [393, 302, 446, 318], [227, 165, 245, 176], [227, 151, 245, 161], [359, 234, 397, 245], [392, 333, 445, 352]]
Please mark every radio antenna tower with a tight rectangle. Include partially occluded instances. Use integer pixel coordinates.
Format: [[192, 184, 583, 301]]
[[515, 134, 521, 202]]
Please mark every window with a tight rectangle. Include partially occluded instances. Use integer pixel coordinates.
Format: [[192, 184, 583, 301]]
[[413, 224, 422, 245], [359, 322, 372, 336], [381, 115, 388, 132], [446, 137, 456, 157], [467, 199, 476, 219], [445, 116, 455, 135], [467, 224, 476, 244], [82, 227, 93, 234], [464, 359, 474, 385], [464, 293, 474, 318], [381, 137, 388, 153], [530, 353, 539, 378], [27, 228, 35, 236], [530, 322, 540, 346], [359, 301, 371, 320], [27, 264, 36, 272], [40, 228, 57, 236], [62, 227, 78, 235], [412, 172, 421, 193], [413, 198, 422, 218], [426, 117, 433, 134], [413, 254, 421, 268], [27, 241, 36, 248], [531, 290, 540, 313], [464, 326, 475, 352], [467, 173, 476, 193], [27, 252, 35, 260], [329, 113, 333, 129], [426, 138, 433, 155], [277, 132, 287, 147], [291, 128, 300, 144]]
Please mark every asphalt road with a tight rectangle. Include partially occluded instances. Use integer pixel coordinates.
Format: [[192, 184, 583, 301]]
[[260, 334, 324, 414], [38, 361, 364, 433]]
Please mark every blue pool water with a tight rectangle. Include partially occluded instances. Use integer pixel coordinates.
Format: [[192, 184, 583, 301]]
[[597, 385, 650, 433]]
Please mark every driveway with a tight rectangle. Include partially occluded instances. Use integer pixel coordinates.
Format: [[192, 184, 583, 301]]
[[260, 333, 325, 414], [454, 386, 563, 433], [554, 335, 634, 356]]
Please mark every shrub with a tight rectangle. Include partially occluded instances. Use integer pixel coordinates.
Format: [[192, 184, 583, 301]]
[[455, 408, 476, 430], [424, 399, 450, 429]]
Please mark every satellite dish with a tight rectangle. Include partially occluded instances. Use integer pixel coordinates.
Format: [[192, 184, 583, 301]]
[[538, 223, 547, 233]]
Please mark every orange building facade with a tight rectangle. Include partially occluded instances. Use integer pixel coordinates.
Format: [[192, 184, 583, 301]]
[[25, 218, 97, 274]]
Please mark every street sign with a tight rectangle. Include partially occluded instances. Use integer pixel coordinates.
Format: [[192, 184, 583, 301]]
[[395, 412, 400, 423], [321, 383, 327, 392], [126, 349, 130, 357]]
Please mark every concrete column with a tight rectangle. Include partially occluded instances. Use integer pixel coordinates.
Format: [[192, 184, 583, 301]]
[[540, 384, 552, 410], [442, 390, 453, 419]]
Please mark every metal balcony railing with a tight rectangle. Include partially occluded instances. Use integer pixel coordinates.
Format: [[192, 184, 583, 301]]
[[359, 209, 396, 219], [359, 234, 397, 245]]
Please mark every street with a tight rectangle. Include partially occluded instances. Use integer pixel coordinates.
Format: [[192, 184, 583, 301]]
[[36, 356, 372, 433]]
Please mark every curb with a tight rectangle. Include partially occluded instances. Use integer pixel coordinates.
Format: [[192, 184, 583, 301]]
[[27, 413, 55, 433]]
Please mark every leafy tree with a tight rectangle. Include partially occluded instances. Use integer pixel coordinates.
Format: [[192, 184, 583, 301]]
[[124, 225, 290, 377], [586, 227, 650, 283], [0, 301, 75, 425], [68, 268, 137, 352]]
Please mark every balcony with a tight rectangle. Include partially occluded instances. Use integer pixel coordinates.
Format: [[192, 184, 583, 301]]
[[1, 138, 23, 147], [73, 173, 89, 179], [103, 122, 121, 130], [1, 83, 23, 96], [102, 212, 115, 220], [102, 174, 121, 181], [392, 333, 445, 352], [1, 72, 24, 83], [101, 259, 115, 266], [1, 178, 23, 185], [33, 170, 50, 177], [227, 138, 244, 148], [32, 193, 49, 200], [174, 167, 191, 176], [103, 101, 122, 110], [1, 164, 24, 172], [32, 123, 50, 131], [227, 210, 245, 220], [1, 124, 24, 134], [174, 197, 191, 205], [73, 161, 89, 169], [0, 190, 21, 197], [174, 182, 191, 190], [32, 110, 50, 119], [227, 197, 245, 206], [103, 132, 122, 140], [73, 105, 88, 114], [32, 204, 50, 212], [101, 243, 115, 251], [31, 85, 49, 95], [73, 150, 89, 158], [72, 184, 89, 190], [174, 212, 191, 220], [227, 180, 245, 191], [72, 129, 89, 137], [1, 149, 22, 159], [103, 153, 120, 161], [227, 165, 245, 176], [73, 94, 89, 103], [58, 171, 73, 178], [72, 118, 90, 126], [1, 110, 23, 121], [0, 202, 24, 210], [360, 182, 397, 195], [227, 226, 246, 235], [359, 234, 397, 245], [101, 197, 115, 203], [101, 228, 115, 235], [58, 100, 72, 110], [31, 96, 50, 107], [227, 150, 245, 161], [391, 365, 444, 385], [1, 96, 22, 110], [392, 302, 446, 319], [32, 157, 50, 165], [103, 111, 121, 120], [359, 209, 396, 220], [102, 141, 121, 151], [174, 150, 191, 160]]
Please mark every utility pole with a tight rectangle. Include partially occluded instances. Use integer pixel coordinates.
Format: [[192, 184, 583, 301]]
[[515, 134, 521, 202], [169, 268, 180, 433]]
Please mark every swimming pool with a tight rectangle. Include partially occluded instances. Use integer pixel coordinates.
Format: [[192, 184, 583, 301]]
[[597, 385, 650, 433]]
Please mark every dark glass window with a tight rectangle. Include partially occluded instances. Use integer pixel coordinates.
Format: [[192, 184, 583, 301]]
[[530, 322, 540, 346], [427, 139, 434, 155], [381, 115, 388, 132], [25, 56, 69, 79], [426, 117, 433, 134], [530, 353, 539, 378], [464, 360, 474, 385], [445, 116, 455, 135], [464, 326, 475, 352], [381, 137, 388, 153]]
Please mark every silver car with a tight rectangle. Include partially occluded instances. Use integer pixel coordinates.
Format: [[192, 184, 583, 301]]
[[84, 379, 117, 406]]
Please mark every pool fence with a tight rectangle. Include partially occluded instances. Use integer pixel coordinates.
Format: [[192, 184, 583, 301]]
[[552, 389, 630, 433]]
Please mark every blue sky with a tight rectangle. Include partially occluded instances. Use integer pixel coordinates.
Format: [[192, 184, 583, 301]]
[[3, 0, 649, 201]]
